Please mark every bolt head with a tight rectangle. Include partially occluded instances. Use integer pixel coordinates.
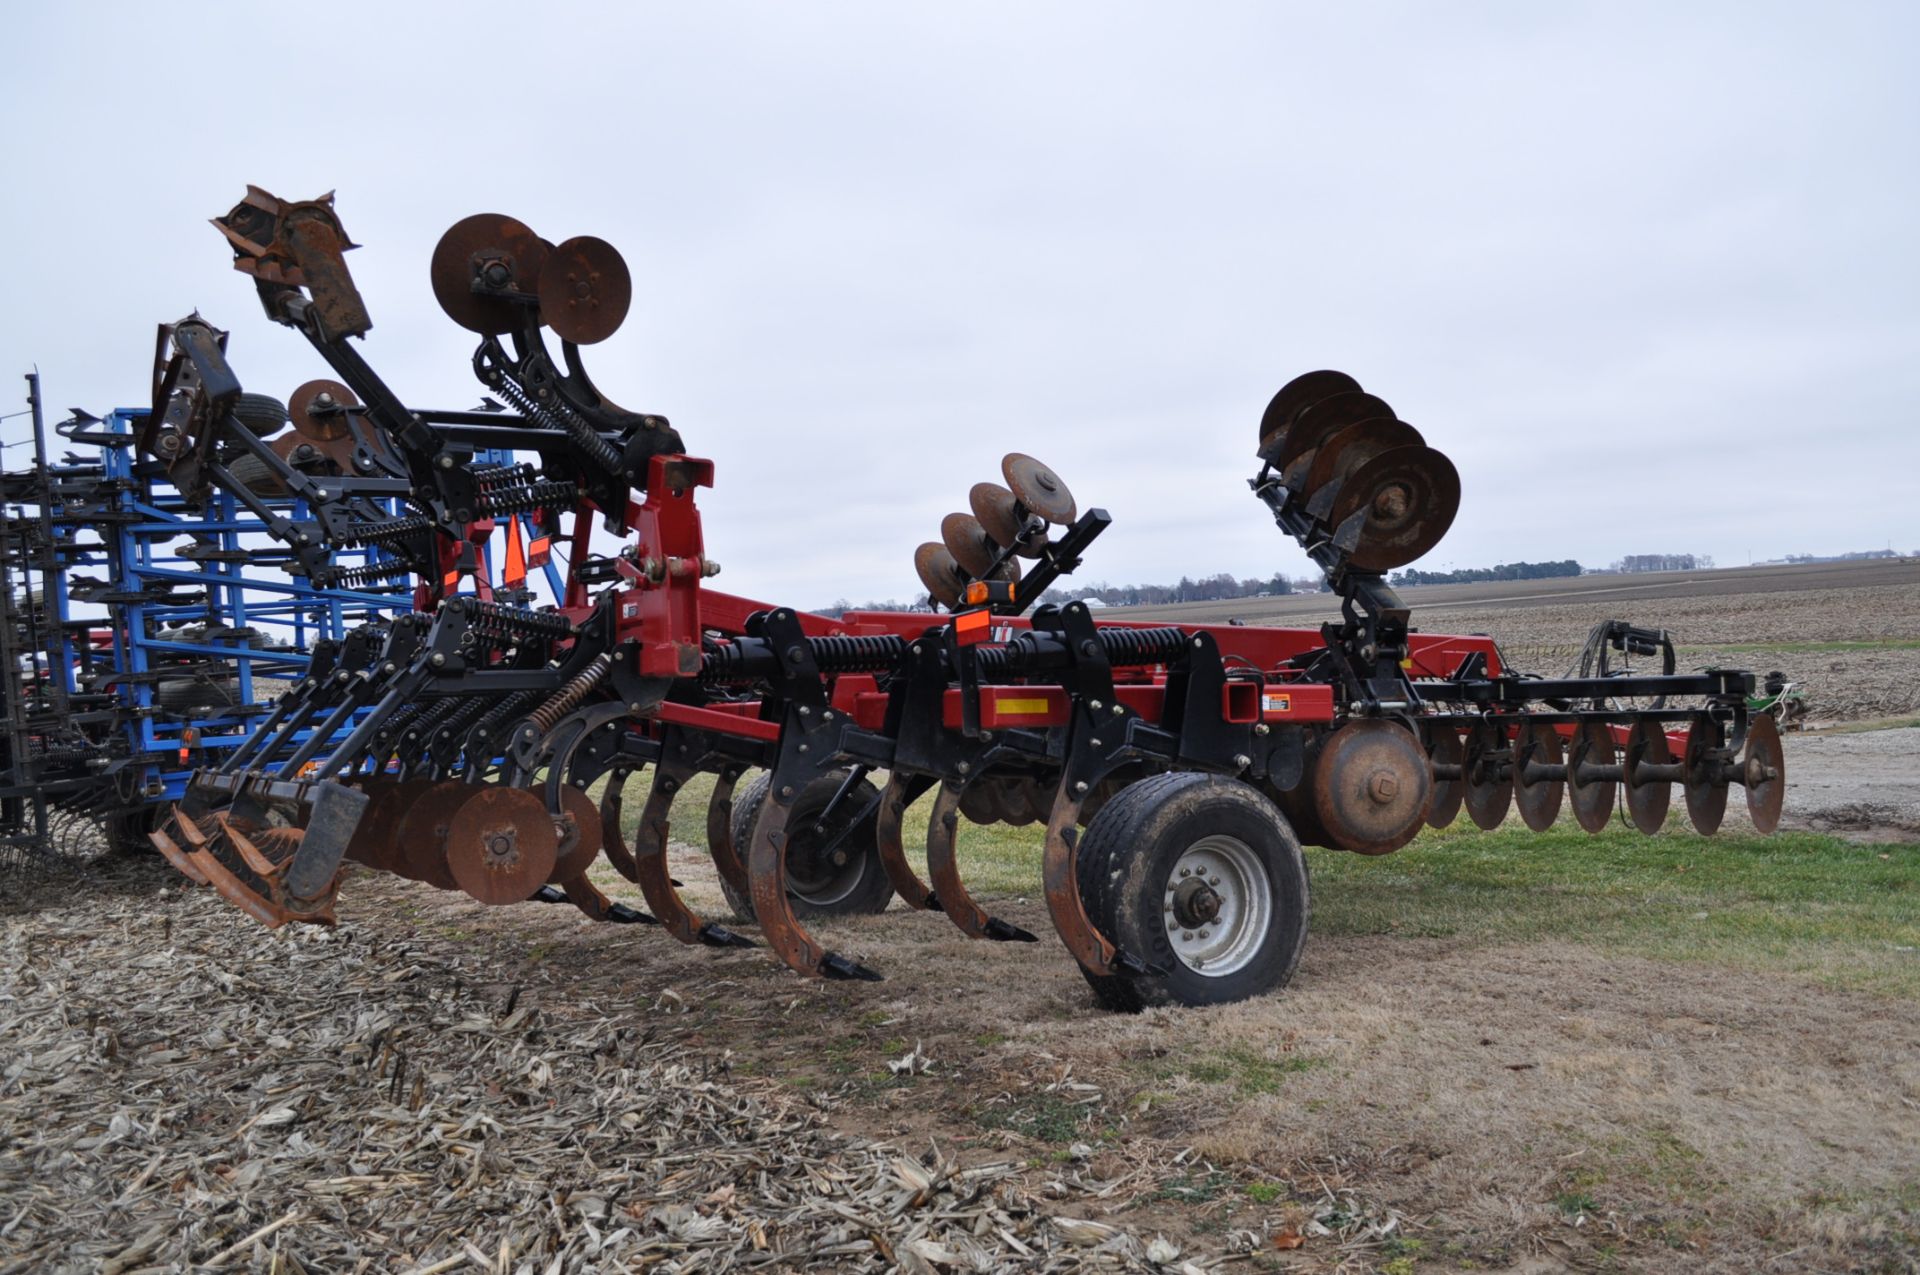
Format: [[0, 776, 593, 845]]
[[1089, 700, 1103, 711]]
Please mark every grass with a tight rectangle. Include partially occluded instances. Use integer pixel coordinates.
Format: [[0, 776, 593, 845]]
[[604, 767, 1920, 996]]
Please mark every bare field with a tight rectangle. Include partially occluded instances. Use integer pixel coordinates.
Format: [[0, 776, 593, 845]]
[[1128, 558, 1920, 724]]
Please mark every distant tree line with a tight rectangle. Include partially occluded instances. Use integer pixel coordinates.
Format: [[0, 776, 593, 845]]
[[1035, 572, 1309, 608], [1390, 559, 1582, 587]]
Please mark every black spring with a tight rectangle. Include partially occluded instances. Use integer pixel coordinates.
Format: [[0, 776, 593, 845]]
[[478, 479, 578, 517], [340, 514, 435, 548], [808, 633, 910, 673], [1094, 626, 1192, 666], [455, 597, 576, 642], [491, 375, 625, 475], [469, 689, 544, 743], [526, 652, 613, 734], [330, 559, 416, 589]]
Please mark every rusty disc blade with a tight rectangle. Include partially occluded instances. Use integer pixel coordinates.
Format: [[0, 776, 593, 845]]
[[1567, 719, 1617, 834], [1741, 712, 1785, 834], [1259, 370, 1363, 459], [958, 781, 998, 825], [288, 378, 358, 442], [393, 780, 470, 889], [537, 235, 632, 345], [914, 542, 966, 608], [1310, 718, 1432, 854], [430, 213, 547, 335], [970, 481, 1044, 557], [551, 784, 604, 881], [354, 780, 427, 874], [1423, 722, 1464, 829], [445, 786, 558, 905], [1330, 444, 1462, 573], [1464, 719, 1513, 831], [1683, 714, 1728, 835], [1511, 719, 1565, 832], [1625, 719, 1672, 834], [941, 512, 1001, 579], [1001, 453, 1076, 525], [1301, 418, 1425, 523], [1273, 390, 1396, 478]]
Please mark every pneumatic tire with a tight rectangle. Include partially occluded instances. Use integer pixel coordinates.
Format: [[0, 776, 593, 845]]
[[1076, 772, 1309, 1012], [723, 770, 893, 922]]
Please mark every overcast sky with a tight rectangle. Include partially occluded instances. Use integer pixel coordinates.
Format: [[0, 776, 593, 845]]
[[3, 3, 1915, 607]]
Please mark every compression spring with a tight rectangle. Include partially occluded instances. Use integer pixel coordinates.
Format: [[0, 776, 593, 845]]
[[491, 374, 625, 475], [454, 597, 577, 642], [330, 559, 416, 589], [340, 514, 435, 547], [526, 652, 613, 734], [478, 479, 578, 517], [469, 689, 544, 742], [1084, 625, 1192, 666]]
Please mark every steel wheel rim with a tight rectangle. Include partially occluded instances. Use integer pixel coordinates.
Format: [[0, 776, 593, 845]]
[[1162, 834, 1271, 977]]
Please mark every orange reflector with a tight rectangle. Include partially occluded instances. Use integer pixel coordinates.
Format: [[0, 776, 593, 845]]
[[503, 517, 527, 588], [964, 581, 990, 606], [443, 569, 460, 589], [954, 608, 992, 645], [527, 536, 552, 567], [178, 748, 190, 764]]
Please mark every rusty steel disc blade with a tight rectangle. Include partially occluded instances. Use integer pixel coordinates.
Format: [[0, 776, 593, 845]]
[[914, 542, 966, 608], [1001, 453, 1077, 525], [393, 780, 470, 889], [1301, 418, 1425, 523], [1310, 718, 1432, 854], [1273, 390, 1396, 477], [1625, 719, 1673, 834], [537, 235, 632, 345], [970, 481, 1042, 557], [941, 512, 1000, 579], [1512, 719, 1565, 832], [445, 786, 558, 905], [1464, 720, 1513, 831], [1682, 714, 1728, 835], [1741, 712, 1786, 834], [958, 780, 998, 825], [1259, 370, 1363, 459], [551, 785, 603, 881], [430, 213, 547, 335], [1009, 776, 1049, 827], [1331, 444, 1462, 573], [1566, 719, 1618, 834], [288, 378, 358, 442], [1424, 722, 1465, 829], [354, 780, 424, 874]]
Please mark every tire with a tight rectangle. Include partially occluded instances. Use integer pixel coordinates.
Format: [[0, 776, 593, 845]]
[[723, 770, 893, 921], [225, 454, 289, 497], [154, 677, 239, 712], [1075, 772, 1309, 1012], [230, 392, 289, 436]]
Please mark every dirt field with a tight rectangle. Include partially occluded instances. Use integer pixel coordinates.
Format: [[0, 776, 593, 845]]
[[1127, 558, 1920, 725]]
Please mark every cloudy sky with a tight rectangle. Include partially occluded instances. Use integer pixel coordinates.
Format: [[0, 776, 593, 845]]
[[3, 3, 1914, 607]]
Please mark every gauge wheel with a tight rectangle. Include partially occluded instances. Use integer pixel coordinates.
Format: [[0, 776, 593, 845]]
[[722, 770, 893, 921], [1076, 772, 1309, 1012]]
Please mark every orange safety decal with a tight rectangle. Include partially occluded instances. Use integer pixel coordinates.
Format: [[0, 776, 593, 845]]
[[1262, 689, 1292, 714]]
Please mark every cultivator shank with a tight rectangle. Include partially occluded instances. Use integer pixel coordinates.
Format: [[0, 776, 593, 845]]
[[112, 190, 1783, 1011]]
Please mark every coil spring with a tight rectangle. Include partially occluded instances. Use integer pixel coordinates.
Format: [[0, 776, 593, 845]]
[[526, 653, 613, 734], [470, 689, 543, 742], [340, 514, 434, 548], [478, 479, 577, 517], [455, 597, 576, 642], [1091, 625, 1192, 665], [491, 374, 624, 474], [330, 559, 416, 589], [474, 463, 534, 489]]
